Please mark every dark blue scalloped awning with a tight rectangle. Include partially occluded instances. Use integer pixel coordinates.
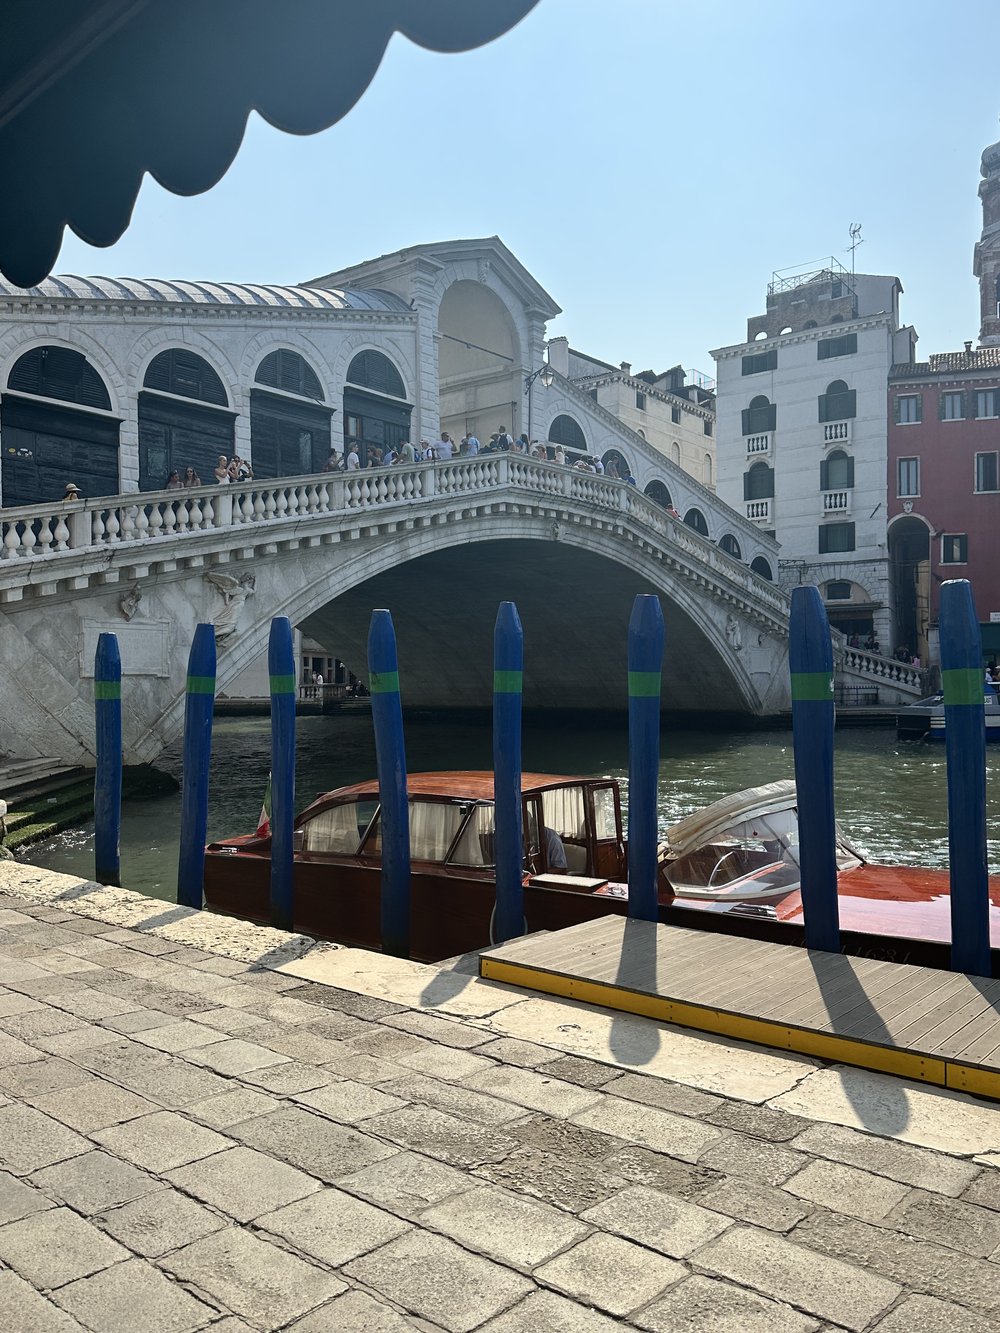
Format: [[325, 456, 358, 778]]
[[0, 0, 538, 287]]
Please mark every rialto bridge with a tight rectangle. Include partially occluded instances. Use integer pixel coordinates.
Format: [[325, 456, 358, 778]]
[[0, 457, 924, 767]]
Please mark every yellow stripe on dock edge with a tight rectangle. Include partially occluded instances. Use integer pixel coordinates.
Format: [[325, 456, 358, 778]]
[[479, 957, 1000, 1096]]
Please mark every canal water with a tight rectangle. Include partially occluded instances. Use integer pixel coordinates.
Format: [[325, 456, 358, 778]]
[[21, 713, 1000, 899]]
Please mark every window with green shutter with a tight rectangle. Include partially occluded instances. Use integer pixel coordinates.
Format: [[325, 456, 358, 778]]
[[894, 394, 921, 424], [817, 334, 858, 360], [818, 522, 855, 553], [741, 349, 777, 375], [820, 450, 854, 490], [741, 396, 776, 435], [818, 380, 856, 422]]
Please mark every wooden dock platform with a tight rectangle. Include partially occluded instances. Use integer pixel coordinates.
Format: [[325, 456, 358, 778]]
[[480, 915, 1000, 1101]]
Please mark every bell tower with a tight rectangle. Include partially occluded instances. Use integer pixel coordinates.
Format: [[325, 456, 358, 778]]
[[974, 134, 1000, 345]]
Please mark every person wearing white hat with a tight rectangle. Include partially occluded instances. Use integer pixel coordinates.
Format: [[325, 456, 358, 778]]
[[63, 482, 81, 500]]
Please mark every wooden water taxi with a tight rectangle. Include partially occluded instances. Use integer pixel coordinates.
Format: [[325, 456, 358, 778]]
[[203, 773, 1000, 971]]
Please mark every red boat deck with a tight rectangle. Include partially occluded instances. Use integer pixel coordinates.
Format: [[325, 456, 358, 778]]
[[480, 915, 1000, 1101]]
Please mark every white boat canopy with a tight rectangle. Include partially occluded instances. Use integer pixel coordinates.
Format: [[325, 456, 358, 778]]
[[665, 780, 799, 859]]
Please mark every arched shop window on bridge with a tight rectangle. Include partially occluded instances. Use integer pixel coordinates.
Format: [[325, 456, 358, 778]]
[[547, 414, 587, 453], [2, 346, 119, 506], [719, 533, 742, 560], [139, 348, 235, 491], [643, 480, 673, 509], [750, 555, 773, 580], [684, 507, 709, 537], [602, 448, 630, 480], [251, 349, 332, 479], [343, 350, 411, 467]]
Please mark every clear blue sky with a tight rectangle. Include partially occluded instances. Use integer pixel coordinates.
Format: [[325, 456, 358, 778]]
[[56, 0, 1000, 377]]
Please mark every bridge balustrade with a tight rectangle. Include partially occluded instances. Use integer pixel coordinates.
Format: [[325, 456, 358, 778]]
[[0, 457, 786, 622]]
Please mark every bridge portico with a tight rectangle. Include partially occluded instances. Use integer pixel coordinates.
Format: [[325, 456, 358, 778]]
[[0, 458, 801, 767]]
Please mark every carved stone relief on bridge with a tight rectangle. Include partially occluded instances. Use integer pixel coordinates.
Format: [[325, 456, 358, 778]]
[[204, 570, 256, 641]]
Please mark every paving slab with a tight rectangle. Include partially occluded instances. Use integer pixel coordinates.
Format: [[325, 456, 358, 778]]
[[184, 1087, 281, 1129], [288, 1289, 421, 1331], [162, 1225, 346, 1328], [31, 1078, 157, 1132], [582, 1185, 732, 1258], [165, 1145, 320, 1222], [479, 1289, 625, 1332], [91, 1109, 233, 1172], [478, 993, 819, 1101], [0, 1270, 85, 1332], [784, 1158, 911, 1223], [230, 1104, 399, 1179], [770, 1065, 1000, 1157], [257, 1187, 410, 1266], [693, 1224, 900, 1330], [293, 1077, 407, 1123], [869, 1292, 1000, 1333], [30, 1149, 163, 1214], [632, 1273, 820, 1333], [422, 1182, 589, 1268], [0, 1101, 90, 1174], [378, 1071, 528, 1126], [344, 1229, 533, 1333], [51, 1257, 216, 1332], [535, 1232, 686, 1317], [0, 1168, 55, 1224], [96, 1189, 227, 1257], [570, 1093, 722, 1162], [337, 1149, 478, 1219], [789, 1119, 981, 1195], [0, 1206, 129, 1287]]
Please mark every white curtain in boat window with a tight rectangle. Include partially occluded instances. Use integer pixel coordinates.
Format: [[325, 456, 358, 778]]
[[408, 801, 464, 862], [541, 787, 586, 840], [450, 804, 495, 867], [301, 802, 363, 854]]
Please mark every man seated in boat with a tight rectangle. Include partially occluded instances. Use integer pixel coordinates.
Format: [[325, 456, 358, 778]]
[[542, 825, 568, 873]]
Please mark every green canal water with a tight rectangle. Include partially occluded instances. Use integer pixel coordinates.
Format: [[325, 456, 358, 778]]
[[21, 713, 1000, 899]]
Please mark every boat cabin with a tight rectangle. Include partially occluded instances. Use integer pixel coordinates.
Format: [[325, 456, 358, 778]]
[[291, 772, 626, 881]]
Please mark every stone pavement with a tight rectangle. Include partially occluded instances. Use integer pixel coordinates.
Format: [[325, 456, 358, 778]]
[[0, 866, 997, 1331]]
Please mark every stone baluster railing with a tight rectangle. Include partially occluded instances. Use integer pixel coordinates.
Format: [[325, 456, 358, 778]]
[[842, 646, 924, 690], [0, 462, 784, 625]]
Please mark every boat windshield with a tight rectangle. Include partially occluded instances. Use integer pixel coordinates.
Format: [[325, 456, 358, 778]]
[[667, 805, 862, 899]]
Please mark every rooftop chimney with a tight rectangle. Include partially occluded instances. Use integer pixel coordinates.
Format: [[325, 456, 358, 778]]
[[965, 340, 974, 355], [620, 361, 631, 375]]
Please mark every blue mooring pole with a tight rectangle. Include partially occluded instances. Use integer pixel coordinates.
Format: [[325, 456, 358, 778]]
[[939, 579, 991, 977], [177, 623, 216, 910], [94, 632, 122, 887], [268, 617, 296, 932], [368, 609, 410, 958], [493, 601, 525, 943], [788, 585, 840, 953], [627, 593, 665, 921]]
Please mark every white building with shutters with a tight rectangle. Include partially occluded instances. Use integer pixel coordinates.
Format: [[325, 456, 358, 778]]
[[712, 261, 918, 651]]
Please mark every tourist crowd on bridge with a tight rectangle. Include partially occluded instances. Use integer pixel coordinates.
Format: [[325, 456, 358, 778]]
[[320, 428, 632, 481], [140, 431, 631, 494]]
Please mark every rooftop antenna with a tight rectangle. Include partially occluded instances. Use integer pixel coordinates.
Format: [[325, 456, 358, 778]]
[[848, 223, 863, 276]]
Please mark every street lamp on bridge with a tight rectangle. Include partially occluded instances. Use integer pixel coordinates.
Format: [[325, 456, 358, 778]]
[[524, 362, 554, 444]]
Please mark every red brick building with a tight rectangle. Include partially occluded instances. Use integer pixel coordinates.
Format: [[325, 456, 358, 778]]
[[887, 348, 1000, 664]]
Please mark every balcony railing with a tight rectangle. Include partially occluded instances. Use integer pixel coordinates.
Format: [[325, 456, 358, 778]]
[[821, 490, 851, 515], [745, 498, 772, 522], [745, 433, 772, 456], [823, 421, 851, 445]]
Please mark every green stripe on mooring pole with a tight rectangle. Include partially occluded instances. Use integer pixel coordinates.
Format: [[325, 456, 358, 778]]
[[493, 601, 525, 943], [177, 624, 216, 910], [269, 617, 297, 932], [94, 632, 122, 888], [627, 594, 664, 922], [789, 586, 840, 953], [939, 580, 991, 977], [368, 610, 411, 958]]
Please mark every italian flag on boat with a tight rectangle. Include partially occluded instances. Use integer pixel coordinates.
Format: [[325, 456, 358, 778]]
[[256, 774, 271, 838]]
